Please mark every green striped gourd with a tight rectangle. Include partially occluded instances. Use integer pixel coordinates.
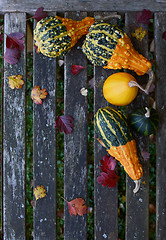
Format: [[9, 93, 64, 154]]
[[94, 107, 143, 193]]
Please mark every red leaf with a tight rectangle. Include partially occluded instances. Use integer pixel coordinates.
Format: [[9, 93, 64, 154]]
[[137, 9, 153, 24], [32, 7, 48, 22], [6, 32, 24, 50], [55, 115, 74, 134], [162, 31, 166, 40], [67, 198, 87, 216], [71, 65, 86, 76], [99, 155, 117, 172], [3, 48, 21, 65], [0, 34, 3, 43], [97, 170, 119, 188]]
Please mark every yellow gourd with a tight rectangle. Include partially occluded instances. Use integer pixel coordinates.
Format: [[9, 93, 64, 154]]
[[103, 72, 147, 106]]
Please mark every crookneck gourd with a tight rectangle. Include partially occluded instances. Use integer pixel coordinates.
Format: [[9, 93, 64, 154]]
[[82, 21, 153, 79], [34, 16, 95, 57], [94, 106, 143, 193]]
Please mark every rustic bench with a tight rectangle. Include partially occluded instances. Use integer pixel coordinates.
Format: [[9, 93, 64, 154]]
[[0, 1, 166, 239]]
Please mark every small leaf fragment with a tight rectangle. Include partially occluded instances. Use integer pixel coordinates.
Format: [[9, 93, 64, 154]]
[[131, 27, 147, 41], [8, 74, 24, 89], [80, 87, 88, 96], [32, 7, 48, 22], [31, 86, 48, 105], [162, 31, 166, 40], [55, 115, 74, 134], [66, 198, 87, 216], [71, 65, 86, 75]]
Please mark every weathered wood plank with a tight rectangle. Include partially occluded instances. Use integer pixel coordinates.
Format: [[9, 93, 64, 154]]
[[125, 12, 150, 240], [33, 20, 57, 239], [154, 12, 166, 240], [64, 11, 88, 240], [94, 12, 118, 240], [3, 13, 26, 240], [0, 0, 166, 13]]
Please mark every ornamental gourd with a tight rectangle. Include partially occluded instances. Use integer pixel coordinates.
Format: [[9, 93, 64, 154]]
[[82, 21, 154, 90], [103, 72, 148, 106], [34, 16, 95, 57], [94, 106, 143, 193], [130, 107, 159, 136]]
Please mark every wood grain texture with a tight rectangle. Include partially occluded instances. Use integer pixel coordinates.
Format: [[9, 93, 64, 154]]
[[125, 12, 150, 240], [154, 12, 166, 240], [0, 0, 166, 13], [33, 21, 57, 239], [3, 13, 26, 240], [93, 12, 118, 240], [64, 11, 88, 240]]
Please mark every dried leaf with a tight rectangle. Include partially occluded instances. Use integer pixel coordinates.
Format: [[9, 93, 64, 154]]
[[8, 74, 24, 89], [6, 32, 24, 50], [71, 65, 86, 75], [131, 27, 147, 41], [31, 86, 48, 105], [137, 9, 153, 24], [141, 151, 150, 161], [80, 87, 88, 96], [97, 170, 119, 188], [4, 48, 21, 65], [99, 155, 117, 172], [88, 77, 95, 89], [162, 31, 166, 40], [66, 198, 87, 216], [32, 7, 48, 22], [34, 185, 46, 203], [58, 60, 64, 67], [55, 115, 74, 134]]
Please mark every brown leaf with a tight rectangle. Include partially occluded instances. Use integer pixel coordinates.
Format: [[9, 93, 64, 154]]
[[8, 74, 24, 89], [65, 198, 87, 216], [31, 86, 48, 105]]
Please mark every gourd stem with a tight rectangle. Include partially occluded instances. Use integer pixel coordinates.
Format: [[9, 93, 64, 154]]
[[145, 68, 155, 93], [128, 81, 148, 95], [95, 14, 121, 21], [145, 107, 150, 118], [133, 179, 141, 194]]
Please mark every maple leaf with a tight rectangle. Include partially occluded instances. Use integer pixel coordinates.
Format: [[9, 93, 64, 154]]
[[65, 198, 87, 216], [131, 27, 147, 41], [3, 48, 21, 65], [31, 86, 48, 105], [97, 170, 119, 188], [162, 31, 166, 40], [8, 74, 24, 89], [71, 65, 86, 75], [55, 115, 74, 134], [32, 7, 48, 22], [6, 32, 24, 50], [99, 155, 117, 172], [137, 9, 153, 24], [34, 185, 46, 206]]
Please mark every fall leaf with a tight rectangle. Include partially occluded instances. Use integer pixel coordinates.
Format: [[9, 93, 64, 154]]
[[137, 9, 153, 24], [131, 27, 147, 41], [162, 31, 166, 40], [6, 32, 24, 50], [64, 198, 87, 216], [8, 74, 24, 89], [141, 151, 150, 161], [97, 170, 119, 188], [31, 86, 48, 105], [71, 65, 86, 75], [0, 33, 3, 43], [34, 185, 46, 206], [88, 77, 95, 89], [58, 60, 64, 67], [99, 155, 117, 172], [80, 87, 88, 96], [4, 48, 21, 65], [55, 115, 74, 134], [32, 7, 48, 22]]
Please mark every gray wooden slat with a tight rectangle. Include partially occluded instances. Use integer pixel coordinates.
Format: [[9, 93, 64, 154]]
[[154, 12, 166, 240], [3, 13, 26, 240], [94, 12, 118, 240], [33, 21, 57, 239], [125, 12, 150, 240], [64, 11, 88, 240], [0, 0, 166, 13]]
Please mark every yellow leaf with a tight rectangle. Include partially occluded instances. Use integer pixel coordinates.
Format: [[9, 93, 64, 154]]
[[31, 86, 48, 105], [8, 74, 24, 89], [34, 185, 46, 204], [121, 195, 126, 202], [131, 27, 147, 41]]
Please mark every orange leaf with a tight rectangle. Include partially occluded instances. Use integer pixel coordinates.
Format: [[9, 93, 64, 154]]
[[8, 74, 24, 89], [65, 198, 87, 216], [31, 85, 48, 105]]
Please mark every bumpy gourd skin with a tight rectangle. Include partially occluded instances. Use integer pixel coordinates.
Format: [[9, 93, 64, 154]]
[[82, 21, 151, 75], [94, 107, 143, 181], [34, 16, 95, 58]]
